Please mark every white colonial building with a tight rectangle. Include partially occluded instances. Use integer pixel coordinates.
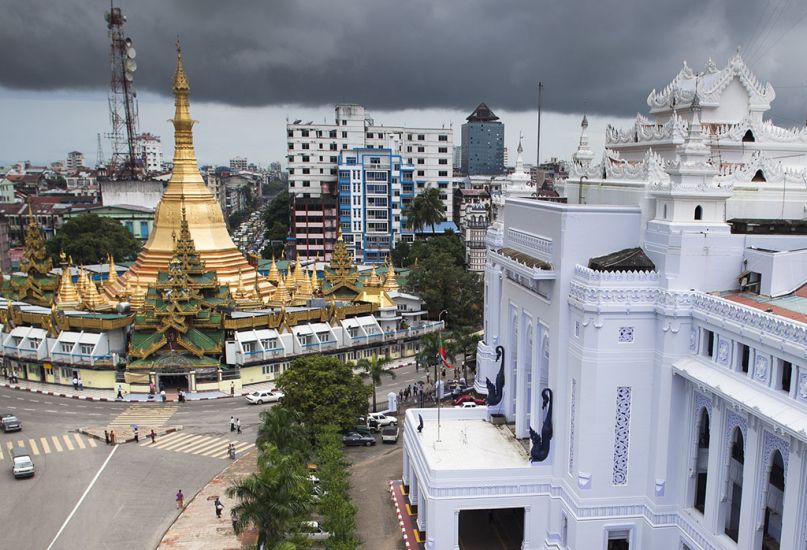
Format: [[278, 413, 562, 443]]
[[402, 53, 807, 550]]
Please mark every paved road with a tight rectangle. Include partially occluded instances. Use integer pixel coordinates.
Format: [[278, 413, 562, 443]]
[[0, 387, 267, 550]]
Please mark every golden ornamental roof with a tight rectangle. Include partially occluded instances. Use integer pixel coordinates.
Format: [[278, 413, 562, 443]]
[[56, 265, 81, 307], [325, 231, 359, 290], [19, 202, 53, 277], [383, 256, 399, 292], [294, 258, 307, 287], [365, 267, 382, 288]]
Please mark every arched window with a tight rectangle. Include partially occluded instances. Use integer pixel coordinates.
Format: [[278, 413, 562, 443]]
[[725, 427, 744, 542], [693, 408, 710, 513], [752, 169, 766, 182], [742, 129, 755, 142], [763, 450, 785, 547], [694, 205, 703, 220]]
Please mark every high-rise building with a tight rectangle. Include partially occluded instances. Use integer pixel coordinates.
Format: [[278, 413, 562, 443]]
[[229, 157, 248, 172], [136, 133, 163, 173], [287, 104, 455, 260], [338, 148, 414, 262], [461, 102, 504, 176], [66, 151, 84, 173]]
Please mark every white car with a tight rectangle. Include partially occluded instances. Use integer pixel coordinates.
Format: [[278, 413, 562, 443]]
[[244, 390, 284, 404], [301, 521, 332, 542], [454, 401, 479, 409], [368, 412, 397, 427]]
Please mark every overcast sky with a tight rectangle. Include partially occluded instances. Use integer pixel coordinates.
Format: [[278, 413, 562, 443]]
[[2, 0, 807, 167]]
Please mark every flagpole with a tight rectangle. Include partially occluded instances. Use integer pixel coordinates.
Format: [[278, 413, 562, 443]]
[[437, 310, 448, 442]]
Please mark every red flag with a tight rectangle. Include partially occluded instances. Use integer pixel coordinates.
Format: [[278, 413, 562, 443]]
[[439, 335, 454, 368]]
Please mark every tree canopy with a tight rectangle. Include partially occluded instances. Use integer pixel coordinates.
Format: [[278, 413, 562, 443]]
[[402, 187, 445, 234], [275, 355, 371, 431], [262, 190, 289, 259], [46, 213, 141, 265], [394, 234, 483, 330]]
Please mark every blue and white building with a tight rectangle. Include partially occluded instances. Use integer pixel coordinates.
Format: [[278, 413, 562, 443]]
[[403, 54, 807, 550], [338, 148, 415, 262]]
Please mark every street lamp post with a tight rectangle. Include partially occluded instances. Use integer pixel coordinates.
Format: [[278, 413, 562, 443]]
[[436, 309, 448, 442]]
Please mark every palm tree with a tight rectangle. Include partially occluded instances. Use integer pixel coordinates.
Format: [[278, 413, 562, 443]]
[[403, 188, 445, 236], [256, 406, 310, 459], [358, 353, 396, 412], [227, 444, 312, 548], [448, 329, 482, 382], [419, 187, 446, 236], [417, 333, 442, 371]]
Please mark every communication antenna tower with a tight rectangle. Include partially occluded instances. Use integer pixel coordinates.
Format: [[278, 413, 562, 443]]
[[95, 132, 105, 169], [105, 4, 140, 179]]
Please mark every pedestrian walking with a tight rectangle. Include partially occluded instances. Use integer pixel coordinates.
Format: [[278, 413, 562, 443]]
[[116, 385, 123, 400], [133, 427, 139, 443], [229, 416, 235, 432], [104, 430, 109, 445], [150, 429, 156, 444], [426, 372, 431, 384], [231, 509, 238, 531], [230, 382, 235, 396], [160, 389, 166, 402], [78, 378, 84, 391], [72, 376, 79, 390], [214, 497, 223, 518], [176, 489, 184, 509], [236, 418, 241, 434], [109, 430, 116, 445]]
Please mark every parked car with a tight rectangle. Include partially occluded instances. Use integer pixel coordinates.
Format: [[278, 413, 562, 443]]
[[342, 431, 376, 447], [454, 401, 480, 409], [301, 521, 332, 542], [1, 414, 21, 432], [367, 412, 397, 428], [244, 390, 284, 405], [11, 448, 34, 479], [350, 424, 373, 437], [381, 426, 399, 444], [453, 395, 486, 407]]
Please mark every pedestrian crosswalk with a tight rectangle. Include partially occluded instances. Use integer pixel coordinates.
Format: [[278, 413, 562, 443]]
[[140, 431, 254, 460], [106, 404, 178, 430], [0, 433, 97, 461]]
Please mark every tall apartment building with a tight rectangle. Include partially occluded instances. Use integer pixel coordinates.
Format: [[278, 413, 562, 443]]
[[287, 104, 455, 260], [229, 157, 248, 172], [66, 151, 84, 173], [136, 133, 163, 173], [461, 102, 505, 175], [338, 148, 415, 262]]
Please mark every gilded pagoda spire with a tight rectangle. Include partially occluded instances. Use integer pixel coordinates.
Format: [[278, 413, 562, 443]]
[[271, 276, 291, 306], [310, 262, 320, 294], [366, 266, 382, 288], [56, 262, 81, 308], [325, 229, 359, 290], [267, 257, 280, 284], [106, 254, 118, 287], [19, 200, 53, 277], [383, 256, 399, 292]]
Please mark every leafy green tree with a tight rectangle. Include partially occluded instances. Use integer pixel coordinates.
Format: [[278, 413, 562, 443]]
[[403, 187, 445, 235], [315, 427, 360, 548], [262, 191, 290, 259], [357, 353, 396, 412], [256, 406, 311, 459], [227, 443, 312, 548], [46, 213, 141, 264], [417, 333, 441, 369], [275, 355, 372, 431], [391, 239, 411, 268], [447, 328, 482, 380]]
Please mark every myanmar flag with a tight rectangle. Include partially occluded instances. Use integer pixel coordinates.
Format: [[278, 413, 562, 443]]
[[439, 335, 454, 368]]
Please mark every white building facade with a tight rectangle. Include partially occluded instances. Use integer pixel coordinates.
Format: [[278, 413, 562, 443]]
[[136, 133, 163, 174], [287, 104, 458, 260], [403, 53, 807, 550]]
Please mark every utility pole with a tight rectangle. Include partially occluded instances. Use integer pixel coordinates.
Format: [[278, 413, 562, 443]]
[[536, 82, 543, 168]]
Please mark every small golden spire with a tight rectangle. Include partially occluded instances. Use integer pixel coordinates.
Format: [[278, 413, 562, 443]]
[[383, 256, 399, 292], [366, 266, 381, 288], [56, 263, 81, 307], [267, 256, 280, 284], [107, 254, 118, 287]]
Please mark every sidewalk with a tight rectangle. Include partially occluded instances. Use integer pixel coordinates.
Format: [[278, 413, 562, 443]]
[[158, 448, 259, 549], [0, 378, 278, 402]]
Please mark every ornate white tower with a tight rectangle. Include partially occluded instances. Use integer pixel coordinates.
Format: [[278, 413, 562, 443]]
[[572, 114, 595, 165]]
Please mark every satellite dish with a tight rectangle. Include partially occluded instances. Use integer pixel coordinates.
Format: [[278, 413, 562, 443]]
[[125, 37, 133, 46], [127, 47, 136, 59], [125, 59, 137, 72], [125, 71, 134, 82]]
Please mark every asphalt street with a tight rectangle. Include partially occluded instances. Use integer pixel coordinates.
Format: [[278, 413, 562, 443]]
[[0, 387, 265, 550], [0, 361, 429, 549]]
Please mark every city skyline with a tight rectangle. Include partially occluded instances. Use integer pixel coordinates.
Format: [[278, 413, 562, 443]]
[[2, 0, 807, 167]]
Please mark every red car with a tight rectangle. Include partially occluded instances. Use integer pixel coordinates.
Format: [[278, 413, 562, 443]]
[[453, 395, 485, 407]]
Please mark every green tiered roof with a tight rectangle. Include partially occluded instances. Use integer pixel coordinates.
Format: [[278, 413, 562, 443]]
[[127, 204, 232, 369]]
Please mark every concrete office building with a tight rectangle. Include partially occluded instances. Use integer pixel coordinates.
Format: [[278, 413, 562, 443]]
[[461, 102, 505, 176]]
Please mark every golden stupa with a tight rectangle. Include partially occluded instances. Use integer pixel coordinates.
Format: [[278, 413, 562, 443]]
[[107, 44, 273, 303]]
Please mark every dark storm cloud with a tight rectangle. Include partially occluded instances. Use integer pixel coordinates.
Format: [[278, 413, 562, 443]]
[[2, 0, 806, 122]]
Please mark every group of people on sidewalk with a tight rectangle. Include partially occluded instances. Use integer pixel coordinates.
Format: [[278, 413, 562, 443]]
[[229, 416, 242, 434], [173, 492, 238, 533]]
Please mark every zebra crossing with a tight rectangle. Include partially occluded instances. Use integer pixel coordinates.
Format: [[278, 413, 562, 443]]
[[140, 431, 254, 460], [106, 404, 178, 430], [0, 433, 97, 460]]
